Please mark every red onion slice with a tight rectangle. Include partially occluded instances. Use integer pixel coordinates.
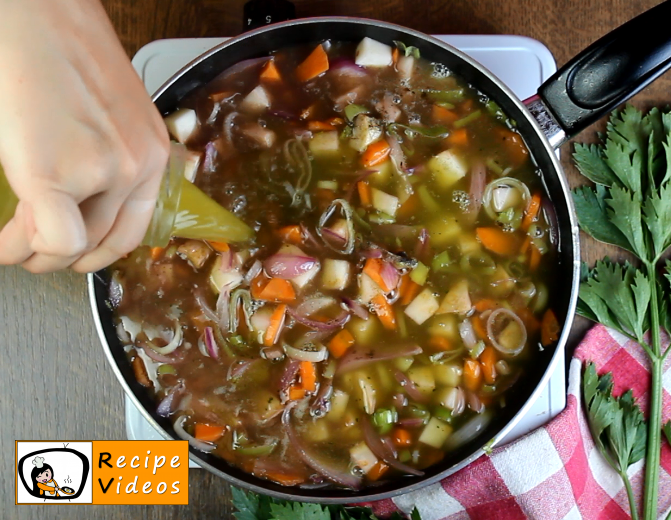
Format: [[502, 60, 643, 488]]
[[297, 296, 337, 317], [157, 381, 185, 417], [278, 359, 301, 396], [203, 327, 219, 360], [360, 416, 424, 476], [458, 319, 478, 350], [195, 290, 218, 323], [149, 323, 183, 355], [244, 260, 263, 284], [330, 58, 368, 77], [337, 344, 422, 374], [264, 253, 318, 279], [394, 370, 430, 404], [341, 297, 369, 320], [486, 308, 527, 356], [283, 342, 328, 363], [380, 261, 400, 292], [203, 141, 217, 172], [282, 405, 362, 489], [414, 228, 430, 262], [397, 417, 425, 428], [287, 307, 350, 331], [469, 162, 487, 216], [141, 345, 183, 365], [173, 415, 216, 453]]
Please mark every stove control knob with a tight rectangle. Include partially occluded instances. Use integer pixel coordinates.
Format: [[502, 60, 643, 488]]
[[243, 0, 296, 32]]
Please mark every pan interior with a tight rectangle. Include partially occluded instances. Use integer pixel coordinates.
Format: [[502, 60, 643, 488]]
[[92, 18, 576, 502]]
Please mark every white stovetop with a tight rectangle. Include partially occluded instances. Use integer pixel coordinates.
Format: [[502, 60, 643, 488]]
[[125, 35, 565, 463]]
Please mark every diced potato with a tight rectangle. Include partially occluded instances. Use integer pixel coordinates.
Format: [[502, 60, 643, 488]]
[[405, 288, 440, 325], [407, 365, 435, 395], [317, 180, 339, 191], [459, 235, 482, 256], [210, 259, 243, 294], [327, 390, 350, 422], [433, 364, 462, 387], [309, 131, 340, 154], [366, 160, 393, 186], [428, 313, 459, 340], [498, 320, 525, 352], [371, 188, 399, 217], [355, 37, 393, 67], [322, 259, 351, 291], [437, 279, 472, 315], [240, 85, 271, 114], [348, 315, 379, 345], [358, 272, 383, 304], [241, 123, 276, 148], [177, 240, 211, 269], [328, 219, 350, 243], [397, 55, 415, 80], [428, 215, 462, 247], [429, 149, 468, 189], [279, 244, 320, 289], [306, 419, 331, 442], [250, 306, 273, 343], [254, 390, 284, 421], [488, 265, 515, 298], [350, 442, 379, 474], [183, 150, 202, 182], [349, 114, 382, 152], [164, 108, 197, 144], [393, 356, 415, 372], [419, 417, 453, 448], [357, 376, 377, 414]]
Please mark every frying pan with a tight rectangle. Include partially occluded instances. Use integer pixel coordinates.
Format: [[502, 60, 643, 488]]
[[88, 0, 671, 503]]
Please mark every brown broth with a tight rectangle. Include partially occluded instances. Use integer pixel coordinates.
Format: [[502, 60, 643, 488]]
[[111, 39, 556, 490]]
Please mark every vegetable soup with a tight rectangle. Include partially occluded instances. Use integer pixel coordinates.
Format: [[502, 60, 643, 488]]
[[110, 37, 559, 490]]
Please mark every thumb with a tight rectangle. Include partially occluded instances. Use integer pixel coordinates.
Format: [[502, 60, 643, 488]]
[[28, 189, 88, 257]]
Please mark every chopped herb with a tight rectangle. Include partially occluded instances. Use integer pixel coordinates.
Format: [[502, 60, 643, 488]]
[[393, 40, 421, 59], [344, 104, 369, 122]]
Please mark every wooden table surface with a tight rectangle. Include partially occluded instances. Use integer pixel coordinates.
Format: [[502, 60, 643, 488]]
[[3, 1, 667, 518]]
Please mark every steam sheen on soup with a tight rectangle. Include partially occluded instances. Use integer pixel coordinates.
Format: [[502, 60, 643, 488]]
[[110, 37, 560, 490]]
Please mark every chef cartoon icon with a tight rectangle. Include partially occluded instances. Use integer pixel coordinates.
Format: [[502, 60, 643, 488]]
[[30, 456, 73, 497]]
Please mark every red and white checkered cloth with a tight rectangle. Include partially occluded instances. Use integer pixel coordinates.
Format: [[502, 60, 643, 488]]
[[360, 325, 671, 519]]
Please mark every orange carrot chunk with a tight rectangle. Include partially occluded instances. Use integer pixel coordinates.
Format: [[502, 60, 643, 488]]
[[474, 299, 500, 313], [361, 139, 391, 167], [357, 180, 372, 207], [476, 227, 522, 256], [428, 335, 452, 351], [260, 59, 282, 81], [296, 44, 329, 82], [446, 128, 468, 146], [150, 247, 164, 261], [308, 120, 336, 131], [194, 423, 225, 442], [299, 361, 317, 393], [400, 276, 421, 306], [278, 225, 302, 244], [541, 309, 560, 346], [480, 346, 498, 384], [264, 304, 287, 346], [432, 105, 459, 124], [522, 192, 542, 231], [328, 329, 355, 358], [372, 294, 397, 330], [529, 244, 542, 272], [471, 315, 488, 341], [258, 278, 296, 303], [208, 241, 230, 252], [392, 427, 413, 448], [263, 471, 305, 487], [288, 385, 306, 401], [250, 274, 270, 300], [497, 127, 529, 166], [463, 359, 483, 391], [364, 258, 391, 292], [368, 461, 390, 481]]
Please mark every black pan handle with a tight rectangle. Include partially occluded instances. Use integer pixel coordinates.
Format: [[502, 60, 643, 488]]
[[538, 0, 671, 138], [243, 0, 296, 32]]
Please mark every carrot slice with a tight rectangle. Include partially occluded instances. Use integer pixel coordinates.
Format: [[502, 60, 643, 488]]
[[288, 385, 306, 401], [445, 128, 468, 146], [300, 103, 318, 120], [296, 44, 329, 82], [364, 258, 391, 292], [541, 309, 560, 346], [476, 227, 522, 256], [308, 120, 337, 131], [392, 427, 413, 448], [472, 315, 488, 341], [522, 192, 542, 231], [194, 423, 225, 442], [264, 304, 287, 346], [278, 225, 302, 245], [251, 274, 270, 300], [371, 294, 396, 330], [397, 193, 419, 220], [463, 359, 483, 391], [263, 471, 305, 487], [357, 180, 372, 207], [208, 241, 230, 252], [399, 275, 421, 306], [150, 247, 164, 261], [474, 299, 499, 313], [428, 336, 452, 351], [519, 236, 531, 255], [479, 346, 497, 384], [328, 329, 355, 359], [516, 306, 541, 337], [259, 278, 296, 303], [432, 105, 459, 124], [361, 139, 391, 167], [392, 47, 400, 64], [496, 127, 529, 166], [299, 361, 317, 393], [260, 59, 282, 81], [368, 461, 390, 481]]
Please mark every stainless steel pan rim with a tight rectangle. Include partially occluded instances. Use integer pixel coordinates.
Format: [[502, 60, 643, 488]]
[[88, 16, 580, 503]]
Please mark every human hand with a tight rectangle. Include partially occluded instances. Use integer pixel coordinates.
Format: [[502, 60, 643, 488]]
[[0, 0, 169, 273]]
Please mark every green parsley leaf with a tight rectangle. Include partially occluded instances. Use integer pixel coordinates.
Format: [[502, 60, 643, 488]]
[[269, 502, 330, 520], [572, 185, 634, 253], [410, 509, 422, 520], [664, 421, 671, 447], [642, 182, 671, 258], [606, 185, 647, 259], [573, 143, 618, 186], [232, 487, 274, 520], [604, 105, 646, 195]]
